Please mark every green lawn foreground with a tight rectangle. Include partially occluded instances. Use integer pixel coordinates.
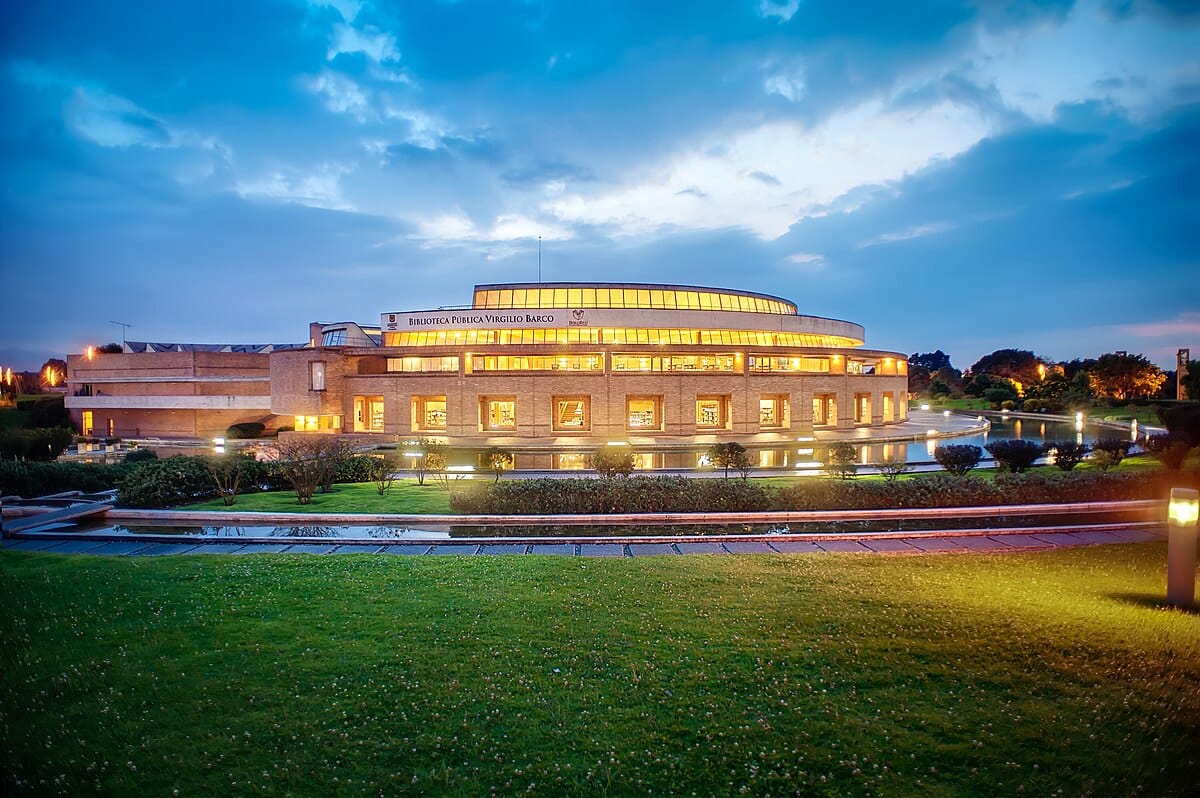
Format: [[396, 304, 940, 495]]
[[187, 480, 456, 514], [2, 545, 1198, 797]]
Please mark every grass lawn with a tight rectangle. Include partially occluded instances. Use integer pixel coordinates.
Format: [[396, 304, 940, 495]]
[[2, 545, 1197, 796], [186, 479, 456, 514]]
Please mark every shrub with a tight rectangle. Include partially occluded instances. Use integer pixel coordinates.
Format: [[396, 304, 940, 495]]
[[225, 422, 266, 439], [1000, 400, 1020, 411], [934, 444, 982, 477], [275, 436, 359, 504], [1, 460, 128, 498], [1158, 404, 1200, 446], [1145, 433, 1190, 470], [116, 456, 215, 508], [123, 447, 158, 463], [592, 447, 635, 479], [985, 439, 1044, 473], [202, 453, 255, 506], [1048, 441, 1090, 471], [1091, 437, 1132, 471], [824, 442, 858, 480], [334, 454, 378, 484], [449, 476, 772, 515]]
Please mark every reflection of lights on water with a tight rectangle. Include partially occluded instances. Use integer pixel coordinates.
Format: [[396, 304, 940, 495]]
[[796, 448, 813, 455], [926, 428, 938, 437], [794, 462, 822, 469], [926, 438, 937, 457], [1131, 419, 1139, 441], [1076, 432, 1084, 445]]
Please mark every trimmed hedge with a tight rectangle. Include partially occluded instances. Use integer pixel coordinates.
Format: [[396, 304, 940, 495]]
[[449, 476, 773, 515], [1, 460, 130, 498], [450, 470, 1198, 515]]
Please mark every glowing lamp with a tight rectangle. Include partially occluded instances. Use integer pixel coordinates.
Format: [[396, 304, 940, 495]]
[[1167, 487, 1199, 608], [943, 410, 950, 417], [919, 404, 930, 411], [926, 429, 938, 437], [606, 441, 629, 446], [212, 437, 225, 446], [1169, 488, 1199, 526]]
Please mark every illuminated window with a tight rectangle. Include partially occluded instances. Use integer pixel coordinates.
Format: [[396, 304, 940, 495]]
[[847, 360, 865, 374], [759, 449, 787, 468], [626, 396, 662, 431], [611, 353, 736, 373], [481, 396, 516, 431], [412, 395, 447, 431], [383, 329, 861, 348], [321, 329, 346, 346], [882, 393, 894, 423], [107, 418, 114, 436], [81, 410, 93, 436], [632, 452, 660, 470], [310, 361, 326, 391], [387, 356, 458, 372], [555, 453, 588, 470], [353, 396, 385, 432], [293, 414, 342, 432], [813, 394, 837, 426], [760, 395, 788, 429], [473, 354, 603, 372], [552, 396, 591, 431], [696, 395, 730, 430], [854, 393, 871, 424], [749, 356, 829, 373]]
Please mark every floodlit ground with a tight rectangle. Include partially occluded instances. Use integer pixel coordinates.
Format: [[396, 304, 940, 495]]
[[2, 544, 1197, 796]]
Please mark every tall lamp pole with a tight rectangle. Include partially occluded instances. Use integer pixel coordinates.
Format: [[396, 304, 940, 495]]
[[1167, 487, 1198, 608]]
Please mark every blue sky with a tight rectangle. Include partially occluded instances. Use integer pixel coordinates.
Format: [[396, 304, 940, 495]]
[[1, 0, 1197, 371]]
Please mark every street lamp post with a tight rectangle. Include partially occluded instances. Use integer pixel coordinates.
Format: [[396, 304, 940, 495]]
[[1166, 487, 1199, 608]]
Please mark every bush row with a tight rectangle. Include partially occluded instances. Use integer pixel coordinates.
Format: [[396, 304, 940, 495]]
[[1, 460, 131, 498], [449, 470, 1198, 515]]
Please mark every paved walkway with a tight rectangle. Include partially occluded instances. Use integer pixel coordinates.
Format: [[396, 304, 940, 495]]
[[0, 526, 1166, 558]]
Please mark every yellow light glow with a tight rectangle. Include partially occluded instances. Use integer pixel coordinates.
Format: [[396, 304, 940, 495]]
[[1169, 488, 1199, 526], [1037, 363, 1047, 380], [86, 346, 95, 360], [606, 441, 630, 446]]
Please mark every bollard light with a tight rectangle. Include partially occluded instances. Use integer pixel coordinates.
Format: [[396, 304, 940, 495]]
[[1166, 487, 1198, 609]]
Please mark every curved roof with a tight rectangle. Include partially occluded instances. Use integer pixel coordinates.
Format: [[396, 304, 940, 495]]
[[472, 282, 798, 315]]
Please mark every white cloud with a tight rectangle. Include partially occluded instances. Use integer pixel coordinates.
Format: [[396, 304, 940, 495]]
[[784, 252, 827, 271], [764, 69, 805, 102], [758, 0, 801, 23], [856, 221, 955, 248], [236, 163, 355, 211], [1119, 312, 1200, 338], [543, 98, 991, 240], [64, 87, 174, 148], [308, 0, 362, 22], [410, 209, 573, 246], [304, 69, 372, 121], [383, 106, 451, 148], [328, 22, 400, 63]]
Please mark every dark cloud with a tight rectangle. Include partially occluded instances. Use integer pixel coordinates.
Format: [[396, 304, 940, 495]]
[[745, 170, 782, 187]]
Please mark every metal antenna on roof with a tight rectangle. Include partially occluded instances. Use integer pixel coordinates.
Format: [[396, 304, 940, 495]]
[[109, 320, 131, 347], [538, 235, 542, 283]]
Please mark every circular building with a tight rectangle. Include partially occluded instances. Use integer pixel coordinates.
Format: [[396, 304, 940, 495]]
[[270, 282, 909, 469]]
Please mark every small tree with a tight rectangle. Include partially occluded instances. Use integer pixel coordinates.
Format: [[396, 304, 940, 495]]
[[592, 446, 635, 479], [824, 442, 858, 480], [405, 438, 447, 486], [275, 435, 358, 504], [875, 457, 908, 482], [985, 439, 1044, 473], [1048, 441, 1090, 471], [934, 444, 982, 477], [203, 453, 249, 506], [1090, 437, 1132, 471], [484, 446, 514, 483], [707, 442, 752, 479], [370, 450, 399, 496]]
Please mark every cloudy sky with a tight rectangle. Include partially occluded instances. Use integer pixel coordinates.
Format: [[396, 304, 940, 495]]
[[1, 0, 1197, 371]]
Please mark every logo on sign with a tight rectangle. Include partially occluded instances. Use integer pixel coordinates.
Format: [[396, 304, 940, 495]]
[[568, 308, 588, 327]]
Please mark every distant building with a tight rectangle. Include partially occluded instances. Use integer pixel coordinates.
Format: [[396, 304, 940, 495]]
[[67, 282, 909, 467]]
